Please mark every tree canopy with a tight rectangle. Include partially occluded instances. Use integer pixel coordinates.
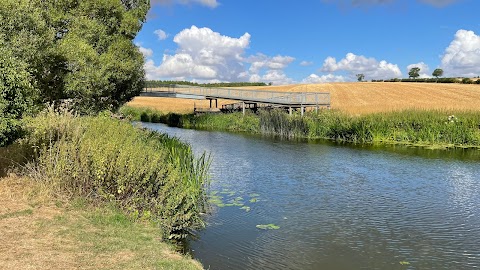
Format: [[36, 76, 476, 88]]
[[408, 67, 421, 79], [0, 47, 36, 146], [0, 0, 149, 114], [432, 68, 444, 78]]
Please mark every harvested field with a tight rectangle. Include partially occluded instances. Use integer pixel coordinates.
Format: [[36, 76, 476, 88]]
[[128, 83, 480, 115]]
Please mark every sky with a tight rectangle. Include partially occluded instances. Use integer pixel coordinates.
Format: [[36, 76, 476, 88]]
[[135, 0, 480, 85]]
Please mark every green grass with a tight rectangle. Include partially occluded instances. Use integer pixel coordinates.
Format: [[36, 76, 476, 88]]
[[0, 208, 33, 220], [121, 105, 480, 148], [19, 109, 210, 240], [32, 200, 203, 269]]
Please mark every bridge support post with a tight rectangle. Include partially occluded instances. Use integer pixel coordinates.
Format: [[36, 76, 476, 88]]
[[301, 106, 304, 117], [209, 99, 212, 108], [216, 99, 218, 108], [242, 102, 245, 116], [289, 107, 292, 116]]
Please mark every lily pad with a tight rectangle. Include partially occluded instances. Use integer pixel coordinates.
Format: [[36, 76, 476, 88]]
[[256, 224, 280, 230], [240, 206, 251, 212], [249, 198, 258, 203], [399, 261, 410, 265], [249, 193, 260, 197]]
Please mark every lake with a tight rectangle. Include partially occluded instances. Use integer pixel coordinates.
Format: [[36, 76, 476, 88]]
[[142, 122, 480, 270]]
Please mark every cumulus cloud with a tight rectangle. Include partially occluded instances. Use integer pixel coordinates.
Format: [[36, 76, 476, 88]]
[[144, 26, 297, 84], [407, 62, 431, 78], [151, 0, 219, 8], [321, 53, 402, 80], [441, 29, 480, 77], [302, 74, 346, 84], [300, 61, 314, 66], [250, 70, 294, 85], [154, 29, 168, 40], [246, 54, 295, 74], [145, 26, 251, 81], [137, 46, 153, 58]]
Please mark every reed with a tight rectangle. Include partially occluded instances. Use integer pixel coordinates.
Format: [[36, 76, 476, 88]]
[[19, 109, 210, 240], [120, 105, 480, 148]]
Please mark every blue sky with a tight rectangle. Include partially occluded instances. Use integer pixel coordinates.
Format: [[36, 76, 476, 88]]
[[136, 0, 480, 84]]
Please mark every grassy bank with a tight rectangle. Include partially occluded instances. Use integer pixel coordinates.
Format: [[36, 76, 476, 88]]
[[121, 106, 480, 149], [0, 176, 202, 270], [6, 109, 210, 242]]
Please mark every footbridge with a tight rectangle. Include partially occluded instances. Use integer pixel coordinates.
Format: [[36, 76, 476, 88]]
[[140, 84, 330, 115]]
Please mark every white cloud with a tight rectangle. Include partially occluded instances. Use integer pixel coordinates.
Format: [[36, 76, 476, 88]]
[[246, 54, 295, 74], [441, 29, 480, 77], [300, 61, 314, 66], [154, 29, 168, 40], [302, 74, 346, 84], [137, 46, 153, 58], [151, 0, 219, 8], [407, 62, 431, 78], [321, 53, 402, 80], [145, 26, 297, 84], [145, 26, 250, 81], [252, 70, 295, 85]]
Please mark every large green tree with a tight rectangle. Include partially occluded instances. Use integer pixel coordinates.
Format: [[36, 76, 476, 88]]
[[0, 0, 149, 113], [408, 67, 421, 79]]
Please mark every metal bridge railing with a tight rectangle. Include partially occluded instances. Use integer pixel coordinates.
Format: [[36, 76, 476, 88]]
[[143, 84, 330, 106]]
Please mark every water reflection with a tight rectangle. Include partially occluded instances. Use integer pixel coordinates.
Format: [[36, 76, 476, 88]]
[[142, 123, 480, 270]]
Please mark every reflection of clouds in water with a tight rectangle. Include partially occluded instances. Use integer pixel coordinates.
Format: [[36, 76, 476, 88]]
[[447, 165, 478, 211]]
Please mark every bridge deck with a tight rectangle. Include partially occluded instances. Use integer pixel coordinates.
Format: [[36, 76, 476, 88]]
[[141, 84, 330, 107]]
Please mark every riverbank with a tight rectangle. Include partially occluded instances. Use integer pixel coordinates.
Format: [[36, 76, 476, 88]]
[[121, 106, 480, 149], [0, 175, 202, 270], [0, 111, 209, 269]]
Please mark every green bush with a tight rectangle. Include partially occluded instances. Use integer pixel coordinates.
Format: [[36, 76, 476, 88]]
[[0, 47, 36, 146], [21, 111, 210, 240], [462, 78, 473, 84]]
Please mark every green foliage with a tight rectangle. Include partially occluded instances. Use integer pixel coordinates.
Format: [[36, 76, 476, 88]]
[[0, 0, 149, 114], [432, 68, 444, 78], [259, 109, 308, 138], [20, 110, 210, 240], [356, 74, 365, 82], [461, 78, 473, 84], [0, 47, 36, 146], [120, 105, 480, 148], [408, 67, 421, 79]]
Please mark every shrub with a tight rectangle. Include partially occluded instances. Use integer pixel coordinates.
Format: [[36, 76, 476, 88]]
[[462, 78, 473, 84], [0, 47, 36, 146], [21, 111, 210, 240]]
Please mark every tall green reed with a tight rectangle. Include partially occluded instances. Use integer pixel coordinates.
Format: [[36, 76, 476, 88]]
[[20, 109, 210, 240]]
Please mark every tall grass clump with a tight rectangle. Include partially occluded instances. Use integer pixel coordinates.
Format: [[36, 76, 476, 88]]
[[20, 109, 210, 240], [182, 112, 260, 133], [259, 109, 308, 138]]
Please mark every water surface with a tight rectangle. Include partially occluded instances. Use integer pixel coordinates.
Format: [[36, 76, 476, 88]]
[[143, 123, 480, 270]]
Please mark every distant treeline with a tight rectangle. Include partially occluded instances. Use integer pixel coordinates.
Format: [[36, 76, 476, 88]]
[[145, 80, 269, 88], [371, 78, 480, 84]]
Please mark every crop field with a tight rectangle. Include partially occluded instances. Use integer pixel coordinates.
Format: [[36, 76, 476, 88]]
[[127, 82, 480, 115]]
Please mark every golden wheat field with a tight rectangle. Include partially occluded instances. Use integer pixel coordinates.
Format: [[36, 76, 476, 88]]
[[127, 82, 480, 115]]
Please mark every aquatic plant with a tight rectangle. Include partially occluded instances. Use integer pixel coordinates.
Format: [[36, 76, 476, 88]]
[[256, 224, 280, 230]]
